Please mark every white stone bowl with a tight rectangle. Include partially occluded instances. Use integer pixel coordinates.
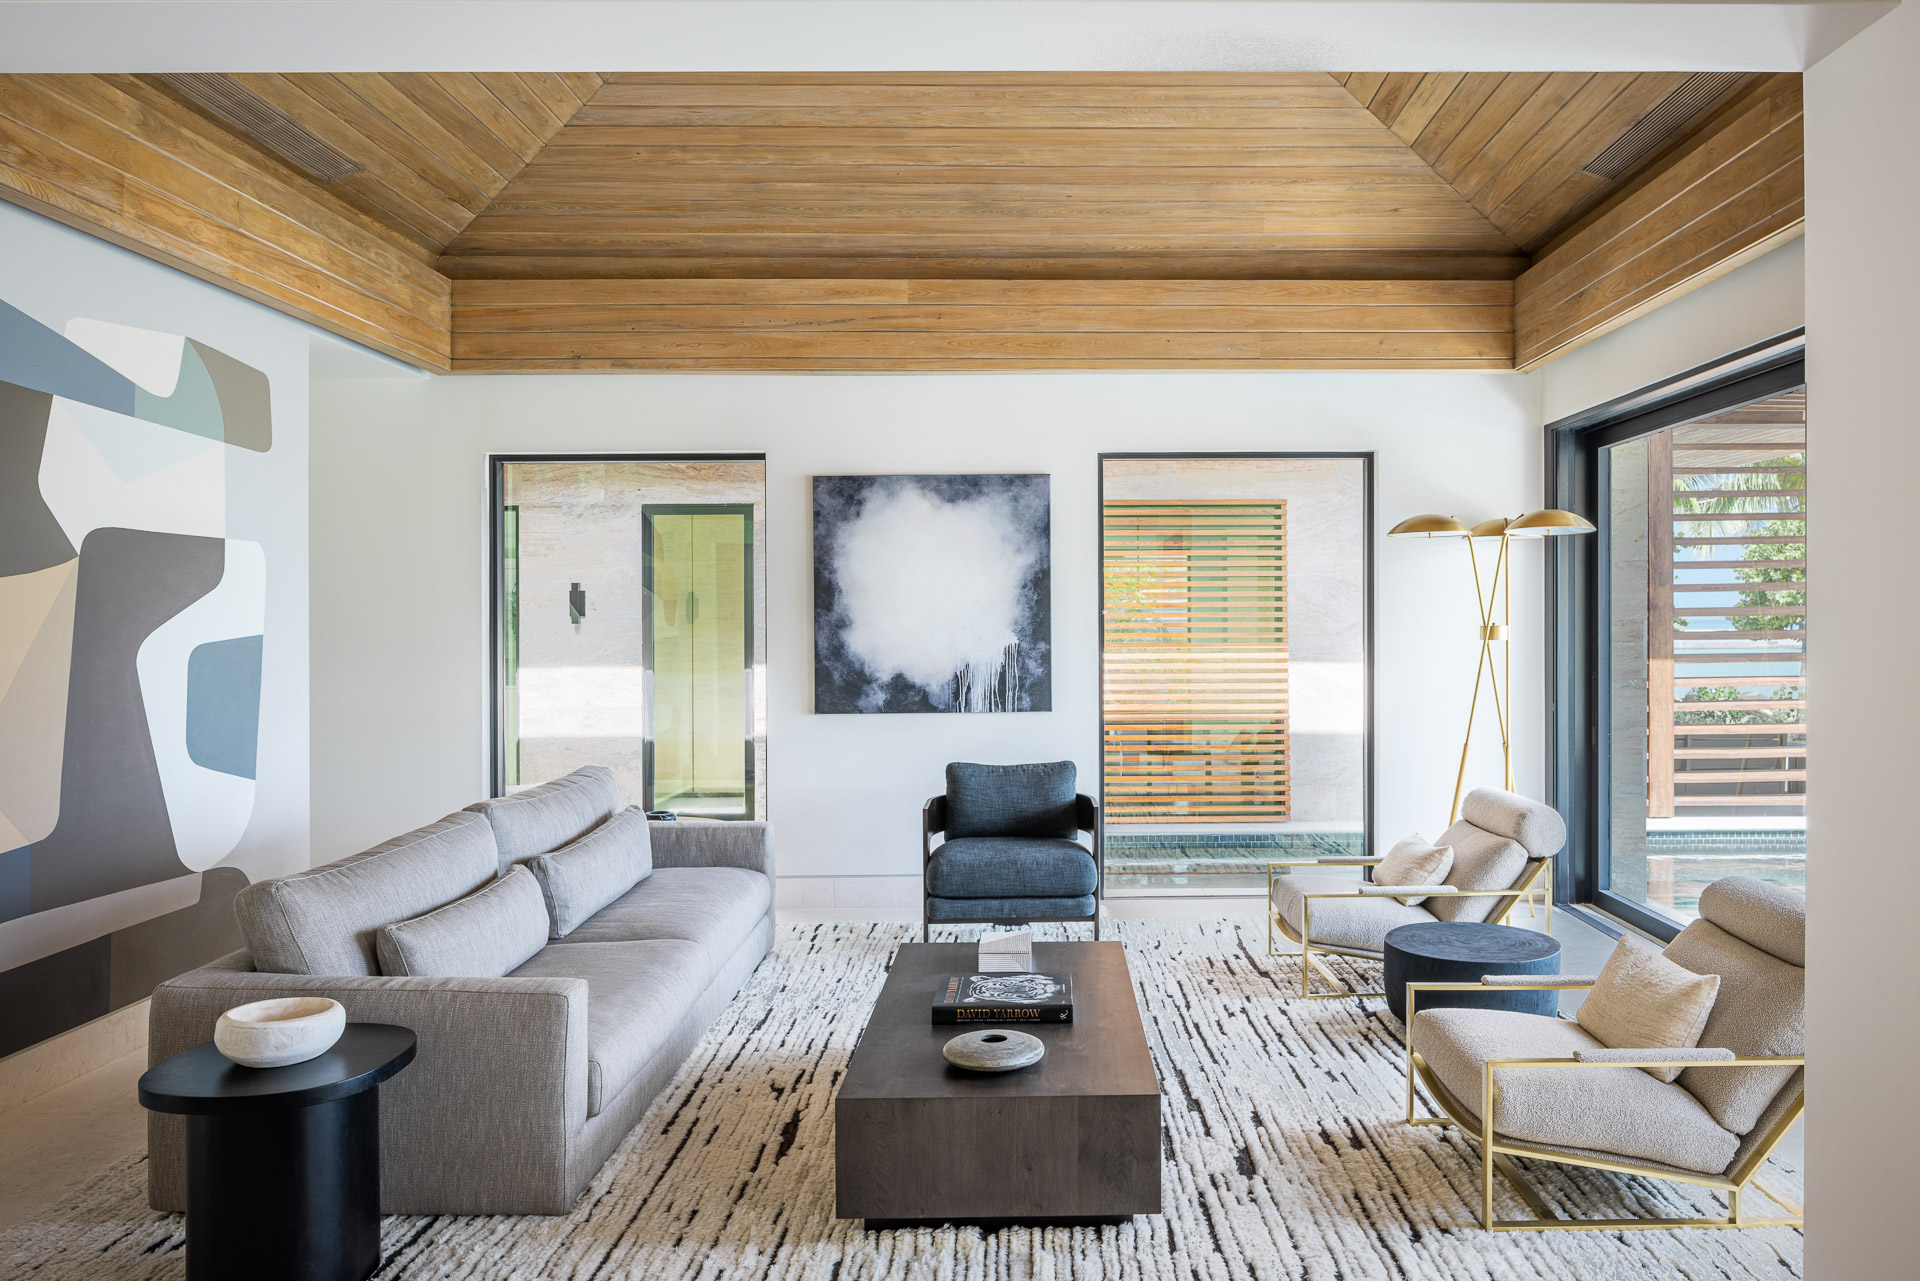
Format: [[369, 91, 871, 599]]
[[213, 997, 346, 1069]]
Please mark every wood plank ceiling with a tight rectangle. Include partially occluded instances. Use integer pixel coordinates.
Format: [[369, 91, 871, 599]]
[[0, 69, 1800, 372]]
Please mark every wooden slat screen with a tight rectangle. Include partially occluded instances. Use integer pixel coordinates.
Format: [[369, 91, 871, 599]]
[[1102, 500, 1289, 822], [1648, 389, 1807, 815]]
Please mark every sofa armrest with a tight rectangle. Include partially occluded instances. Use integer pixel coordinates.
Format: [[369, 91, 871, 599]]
[[648, 819, 774, 879], [147, 952, 590, 1215]]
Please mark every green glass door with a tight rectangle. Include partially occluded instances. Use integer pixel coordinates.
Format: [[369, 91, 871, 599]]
[[644, 505, 755, 818]]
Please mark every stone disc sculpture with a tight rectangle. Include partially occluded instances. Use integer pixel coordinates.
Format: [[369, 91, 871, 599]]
[[942, 1028, 1045, 1072]]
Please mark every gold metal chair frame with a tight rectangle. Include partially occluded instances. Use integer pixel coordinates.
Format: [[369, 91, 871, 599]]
[[1264, 855, 1554, 999], [1402, 979, 1805, 1232]]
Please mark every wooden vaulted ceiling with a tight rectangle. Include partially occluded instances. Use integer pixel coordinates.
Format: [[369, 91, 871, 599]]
[[0, 70, 1803, 372]]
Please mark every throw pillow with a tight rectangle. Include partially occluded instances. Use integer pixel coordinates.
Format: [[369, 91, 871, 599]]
[[1576, 934, 1721, 1082], [527, 804, 654, 939], [374, 865, 549, 978], [1372, 835, 1454, 905]]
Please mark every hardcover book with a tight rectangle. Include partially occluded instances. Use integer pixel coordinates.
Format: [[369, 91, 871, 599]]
[[931, 973, 1073, 1023]]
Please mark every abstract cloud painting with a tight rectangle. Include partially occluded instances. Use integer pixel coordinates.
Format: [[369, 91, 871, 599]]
[[814, 474, 1051, 714]]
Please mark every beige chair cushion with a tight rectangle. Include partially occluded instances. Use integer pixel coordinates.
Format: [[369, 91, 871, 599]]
[[1575, 935, 1720, 1082], [1373, 835, 1454, 906], [1426, 820, 1530, 923], [1412, 1006, 1740, 1175], [1460, 787, 1567, 858], [1698, 876, 1804, 966], [1270, 873, 1434, 952], [1664, 919, 1804, 1134]]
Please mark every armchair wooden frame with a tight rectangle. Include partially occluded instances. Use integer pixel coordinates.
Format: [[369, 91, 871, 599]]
[[1265, 855, 1554, 999], [921, 793, 1103, 942], [1402, 979, 1805, 1232]]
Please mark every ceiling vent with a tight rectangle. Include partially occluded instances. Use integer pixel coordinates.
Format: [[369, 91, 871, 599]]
[[156, 74, 365, 183], [1581, 72, 1746, 181]]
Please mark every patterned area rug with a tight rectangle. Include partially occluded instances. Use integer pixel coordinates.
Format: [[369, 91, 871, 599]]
[[1, 921, 1804, 1279]]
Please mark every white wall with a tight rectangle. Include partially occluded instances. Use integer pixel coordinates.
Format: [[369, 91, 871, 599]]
[[1539, 236, 1805, 424], [309, 371, 1544, 892], [1804, 6, 1920, 1275]]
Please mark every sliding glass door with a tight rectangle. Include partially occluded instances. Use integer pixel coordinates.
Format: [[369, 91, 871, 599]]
[[1550, 343, 1805, 933], [492, 457, 766, 818], [1099, 455, 1372, 892], [643, 505, 754, 818]]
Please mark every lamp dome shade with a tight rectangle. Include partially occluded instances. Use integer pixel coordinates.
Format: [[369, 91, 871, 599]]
[[1387, 513, 1472, 538], [1469, 517, 1516, 538], [1507, 508, 1597, 537]]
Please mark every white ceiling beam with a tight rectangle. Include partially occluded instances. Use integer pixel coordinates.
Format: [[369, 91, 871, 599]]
[[0, 1, 1897, 74]]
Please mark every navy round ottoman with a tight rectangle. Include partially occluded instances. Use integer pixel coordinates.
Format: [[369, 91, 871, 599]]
[[1383, 921, 1561, 1023]]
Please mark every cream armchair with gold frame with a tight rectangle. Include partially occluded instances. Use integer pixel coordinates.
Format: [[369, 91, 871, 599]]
[[1402, 876, 1806, 1232], [1267, 788, 1563, 999]]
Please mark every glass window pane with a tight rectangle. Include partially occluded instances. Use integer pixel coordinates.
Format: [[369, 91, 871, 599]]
[[498, 460, 765, 819], [1101, 456, 1369, 893], [1605, 390, 1806, 920]]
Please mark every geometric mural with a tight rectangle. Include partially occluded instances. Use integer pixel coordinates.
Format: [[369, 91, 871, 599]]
[[0, 296, 271, 1056]]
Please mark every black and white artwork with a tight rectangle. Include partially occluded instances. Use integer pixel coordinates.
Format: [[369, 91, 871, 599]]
[[813, 474, 1051, 714]]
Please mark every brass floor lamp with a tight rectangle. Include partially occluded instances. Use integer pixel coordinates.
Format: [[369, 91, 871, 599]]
[[1388, 509, 1594, 823]]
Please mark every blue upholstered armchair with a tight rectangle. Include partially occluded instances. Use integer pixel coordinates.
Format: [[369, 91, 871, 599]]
[[922, 761, 1102, 940]]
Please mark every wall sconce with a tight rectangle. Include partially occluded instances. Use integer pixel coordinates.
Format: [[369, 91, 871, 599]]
[[569, 582, 587, 632]]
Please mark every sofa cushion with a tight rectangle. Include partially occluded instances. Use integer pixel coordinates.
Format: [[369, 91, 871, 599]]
[[1269, 873, 1435, 951], [1373, 834, 1454, 906], [1412, 1006, 1740, 1175], [1427, 819, 1531, 923], [529, 806, 653, 939], [375, 866, 549, 978], [1663, 918, 1804, 1134], [553, 866, 772, 978], [926, 894, 1096, 921], [945, 761, 1078, 839], [234, 811, 498, 975], [1575, 934, 1720, 1082], [466, 765, 620, 874], [926, 837, 1096, 899], [510, 939, 707, 1116]]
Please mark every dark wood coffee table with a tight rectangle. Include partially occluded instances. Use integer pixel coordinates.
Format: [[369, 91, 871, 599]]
[[835, 941, 1161, 1227]]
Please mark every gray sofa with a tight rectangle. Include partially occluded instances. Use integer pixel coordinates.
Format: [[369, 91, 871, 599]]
[[146, 766, 774, 1215]]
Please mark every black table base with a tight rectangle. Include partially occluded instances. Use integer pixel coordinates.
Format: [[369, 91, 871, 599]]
[[185, 1090, 380, 1281], [1383, 922, 1562, 1022], [141, 1024, 414, 1281]]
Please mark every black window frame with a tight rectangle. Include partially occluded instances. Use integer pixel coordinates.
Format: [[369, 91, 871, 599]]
[[1544, 331, 1805, 941]]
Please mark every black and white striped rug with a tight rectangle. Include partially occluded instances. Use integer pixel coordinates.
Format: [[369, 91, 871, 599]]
[[2, 921, 1804, 1279]]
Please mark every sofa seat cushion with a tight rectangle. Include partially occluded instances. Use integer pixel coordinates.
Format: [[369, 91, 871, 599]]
[[510, 939, 706, 1117], [235, 811, 499, 976], [1270, 873, 1435, 951], [466, 765, 620, 875], [1412, 1007, 1739, 1175], [926, 894, 1095, 922], [926, 837, 1097, 899], [552, 866, 772, 978]]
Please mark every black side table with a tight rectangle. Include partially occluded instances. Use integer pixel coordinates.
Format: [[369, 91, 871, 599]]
[[139, 1023, 416, 1281], [1382, 922, 1561, 1022]]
